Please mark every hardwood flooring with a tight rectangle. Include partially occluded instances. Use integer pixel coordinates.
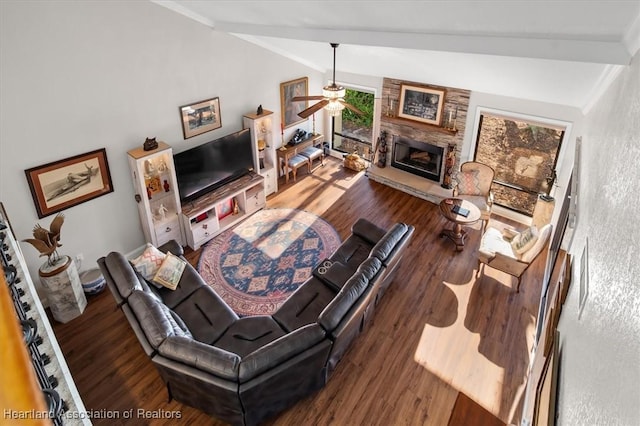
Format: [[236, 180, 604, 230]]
[[53, 157, 546, 425]]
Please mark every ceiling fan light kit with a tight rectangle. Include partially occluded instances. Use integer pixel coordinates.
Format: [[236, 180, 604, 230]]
[[292, 43, 362, 119]]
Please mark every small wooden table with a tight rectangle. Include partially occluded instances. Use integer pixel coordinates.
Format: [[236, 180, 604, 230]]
[[276, 133, 323, 183], [439, 198, 481, 251]]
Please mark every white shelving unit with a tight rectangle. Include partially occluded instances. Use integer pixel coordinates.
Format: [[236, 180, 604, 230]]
[[243, 109, 277, 196], [180, 172, 265, 250], [127, 142, 184, 247]]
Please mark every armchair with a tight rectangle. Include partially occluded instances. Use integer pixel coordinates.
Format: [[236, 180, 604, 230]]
[[477, 224, 552, 292], [453, 162, 495, 232]]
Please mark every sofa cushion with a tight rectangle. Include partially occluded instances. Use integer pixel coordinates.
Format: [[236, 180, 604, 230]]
[[127, 290, 192, 350], [272, 277, 337, 332], [131, 243, 166, 280], [329, 234, 372, 271], [351, 218, 387, 245], [370, 223, 409, 263], [214, 316, 286, 358], [318, 272, 369, 332], [172, 286, 238, 345], [356, 257, 382, 282], [478, 227, 516, 263], [238, 323, 326, 383], [511, 226, 539, 256], [158, 335, 240, 381], [456, 170, 482, 195], [150, 262, 208, 309]]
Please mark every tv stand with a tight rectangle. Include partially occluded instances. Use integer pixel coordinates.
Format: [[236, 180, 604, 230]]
[[180, 172, 265, 249]]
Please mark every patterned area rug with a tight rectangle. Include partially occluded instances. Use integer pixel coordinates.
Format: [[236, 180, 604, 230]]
[[197, 208, 341, 316]]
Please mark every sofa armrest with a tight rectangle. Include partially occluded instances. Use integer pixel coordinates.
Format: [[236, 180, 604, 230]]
[[313, 260, 353, 292], [158, 239, 184, 258], [238, 323, 326, 383]]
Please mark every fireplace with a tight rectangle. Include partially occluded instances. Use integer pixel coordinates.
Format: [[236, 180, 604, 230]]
[[391, 136, 444, 182]]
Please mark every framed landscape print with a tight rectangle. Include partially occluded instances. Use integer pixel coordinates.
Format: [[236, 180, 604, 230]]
[[398, 84, 445, 126], [179, 97, 222, 139], [280, 77, 308, 129], [25, 148, 114, 218]]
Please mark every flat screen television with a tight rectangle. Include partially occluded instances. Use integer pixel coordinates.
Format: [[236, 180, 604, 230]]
[[174, 129, 254, 203]]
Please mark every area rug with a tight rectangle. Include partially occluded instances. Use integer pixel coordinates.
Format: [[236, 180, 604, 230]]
[[197, 208, 341, 316]]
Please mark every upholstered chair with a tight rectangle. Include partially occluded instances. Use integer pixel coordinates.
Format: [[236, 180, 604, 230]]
[[477, 224, 552, 292], [452, 161, 495, 232]]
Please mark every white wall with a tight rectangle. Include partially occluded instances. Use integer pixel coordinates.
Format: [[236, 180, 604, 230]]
[[0, 1, 323, 280], [556, 52, 640, 425]]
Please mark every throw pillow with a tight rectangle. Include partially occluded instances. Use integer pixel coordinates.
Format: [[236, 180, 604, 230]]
[[131, 243, 166, 280], [152, 252, 187, 291], [456, 170, 482, 195], [511, 226, 539, 256]]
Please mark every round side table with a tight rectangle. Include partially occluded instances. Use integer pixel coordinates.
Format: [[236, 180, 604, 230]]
[[439, 198, 481, 251]]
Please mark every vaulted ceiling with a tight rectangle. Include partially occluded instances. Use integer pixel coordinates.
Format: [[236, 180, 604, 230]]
[[155, 1, 640, 109]]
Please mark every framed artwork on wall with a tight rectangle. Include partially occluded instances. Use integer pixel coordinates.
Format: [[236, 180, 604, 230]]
[[397, 84, 445, 126], [179, 97, 222, 139], [280, 77, 308, 129], [25, 148, 114, 218]]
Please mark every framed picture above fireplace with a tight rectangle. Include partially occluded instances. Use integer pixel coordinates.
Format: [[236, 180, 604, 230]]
[[398, 84, 445, 126]]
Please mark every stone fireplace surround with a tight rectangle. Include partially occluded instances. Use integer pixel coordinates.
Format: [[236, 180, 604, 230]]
[[367, 78, 471, 204]]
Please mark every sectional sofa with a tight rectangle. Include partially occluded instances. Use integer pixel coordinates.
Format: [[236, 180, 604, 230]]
[[97, 218, 414, 425]]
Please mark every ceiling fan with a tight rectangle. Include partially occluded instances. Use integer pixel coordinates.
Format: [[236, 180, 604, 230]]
[[292, 43, 363, 118]]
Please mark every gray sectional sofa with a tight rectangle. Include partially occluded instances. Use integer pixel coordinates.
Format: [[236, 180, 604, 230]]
[[97, 218, 414, 425]]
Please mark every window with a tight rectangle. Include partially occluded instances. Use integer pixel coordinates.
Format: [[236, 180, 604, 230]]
[[474, 112, 565, 216], [332, 88, 375, 160]]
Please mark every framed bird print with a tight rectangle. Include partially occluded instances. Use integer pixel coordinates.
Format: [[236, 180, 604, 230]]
[[25, 148, 114, 218]]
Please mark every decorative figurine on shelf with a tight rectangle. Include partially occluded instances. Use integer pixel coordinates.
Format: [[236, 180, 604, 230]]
[[143, 137, 158, 151], [147, 185, 152, 200], [377, 130, 388, 168], [158, 204, 168, 220], [145, 159, 156, 175], [22, 213, 65, 266], [163, 179, 170, 192], [157, 158, 168, 173], [257, 104, 264, 115], [233, 199, 239, 215]]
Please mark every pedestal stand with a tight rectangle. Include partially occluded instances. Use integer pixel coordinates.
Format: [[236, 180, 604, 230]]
[[39, 255, 87, 323]]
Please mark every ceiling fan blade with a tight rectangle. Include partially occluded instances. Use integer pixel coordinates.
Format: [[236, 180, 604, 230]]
[[292, 95, 326, 102], [297, 100, 329, 118], [342, 101, 364, 116]]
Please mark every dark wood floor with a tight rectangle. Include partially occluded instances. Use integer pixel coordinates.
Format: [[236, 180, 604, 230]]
[[53, 157, 545, 425]]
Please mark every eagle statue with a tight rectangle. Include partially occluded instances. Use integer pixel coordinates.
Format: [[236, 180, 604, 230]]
[[23, 213, 65, 266]]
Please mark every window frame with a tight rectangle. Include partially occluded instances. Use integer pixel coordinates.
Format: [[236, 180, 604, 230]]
[[470, 107, 572, 216], [329, 82, 378, 160]]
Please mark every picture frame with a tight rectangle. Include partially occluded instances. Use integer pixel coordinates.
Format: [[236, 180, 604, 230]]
[[397, 84, 445, 126], [280, 77, 308, 129], [579, 238, 589, 319], [179, 97, 222, 139], [217, 198, 233, 220], [25, 148, 114, 218]]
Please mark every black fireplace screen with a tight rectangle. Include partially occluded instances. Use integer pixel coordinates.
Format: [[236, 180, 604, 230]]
[[391, 137, 444, 182]]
